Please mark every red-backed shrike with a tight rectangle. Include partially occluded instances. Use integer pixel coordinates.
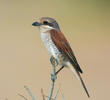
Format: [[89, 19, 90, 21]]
[[32, 17, 90, 97]]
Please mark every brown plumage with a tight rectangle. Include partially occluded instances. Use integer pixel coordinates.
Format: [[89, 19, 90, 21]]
[[50, 29, 90, 97], [50, 29, 83, 73]]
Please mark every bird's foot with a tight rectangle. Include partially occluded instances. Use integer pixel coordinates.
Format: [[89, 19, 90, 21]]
[[50, 56, 54, 64], [50, 56, 58, 67]]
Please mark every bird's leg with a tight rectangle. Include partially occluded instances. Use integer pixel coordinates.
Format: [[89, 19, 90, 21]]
[[50, 56, 64, 76], [55, 66, 64, 75], [50, 56, 64, 77]]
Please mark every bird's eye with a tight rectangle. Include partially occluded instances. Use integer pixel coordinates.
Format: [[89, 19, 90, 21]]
[[43, 21, 49, 25]]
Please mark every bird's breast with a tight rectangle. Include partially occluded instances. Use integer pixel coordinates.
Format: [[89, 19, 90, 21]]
[[41, 32, 60, 57], [41, 32, 69, 66]]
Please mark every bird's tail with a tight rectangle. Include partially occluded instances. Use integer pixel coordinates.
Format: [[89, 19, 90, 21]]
[[69, 65, 90, 98]]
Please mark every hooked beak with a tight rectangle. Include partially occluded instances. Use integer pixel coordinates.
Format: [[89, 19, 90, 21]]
[[32, 22, 41, 26]]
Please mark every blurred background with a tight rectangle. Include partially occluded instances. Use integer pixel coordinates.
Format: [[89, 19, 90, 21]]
[[0, 0, 110, 100]]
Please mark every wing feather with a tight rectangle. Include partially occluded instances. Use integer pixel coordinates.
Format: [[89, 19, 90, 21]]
[[50, 29, 83, 73]]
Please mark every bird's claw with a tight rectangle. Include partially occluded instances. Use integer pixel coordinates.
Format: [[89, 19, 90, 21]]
[[50, 56, 54, 65], [50, 56, 58, 67]]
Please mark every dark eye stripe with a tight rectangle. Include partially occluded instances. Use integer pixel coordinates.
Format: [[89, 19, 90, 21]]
[[43, 21, 53, 26], [43, 21, 48, 25]]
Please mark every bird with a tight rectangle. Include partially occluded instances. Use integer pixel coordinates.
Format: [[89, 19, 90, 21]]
[[32, 17, 90, 97]]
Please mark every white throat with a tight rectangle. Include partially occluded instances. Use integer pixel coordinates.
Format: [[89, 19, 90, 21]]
[[39, 25, 54, 33]]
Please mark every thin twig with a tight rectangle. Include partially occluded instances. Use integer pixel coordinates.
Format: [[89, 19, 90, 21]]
[[41, 89, 55, 100], [24, 85, 36, 100], [62, 94, 65, 100], [45, 96, 55, 100], [18, 93, 28, 100], [47, 57, 56, 100], [54, 86, 61, 100], [19, 56, 64, 100], [41, 88, 45, 100]]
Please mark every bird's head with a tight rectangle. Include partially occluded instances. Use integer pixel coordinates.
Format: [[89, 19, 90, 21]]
[[32, 17, 60, 33]]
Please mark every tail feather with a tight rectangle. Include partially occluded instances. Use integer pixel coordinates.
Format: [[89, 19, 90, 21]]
[[69, 65, 90, 98], [79, 74, 90, 97]]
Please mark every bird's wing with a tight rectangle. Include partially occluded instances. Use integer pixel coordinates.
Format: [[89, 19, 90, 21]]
[[49, 29, 83, 73]]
